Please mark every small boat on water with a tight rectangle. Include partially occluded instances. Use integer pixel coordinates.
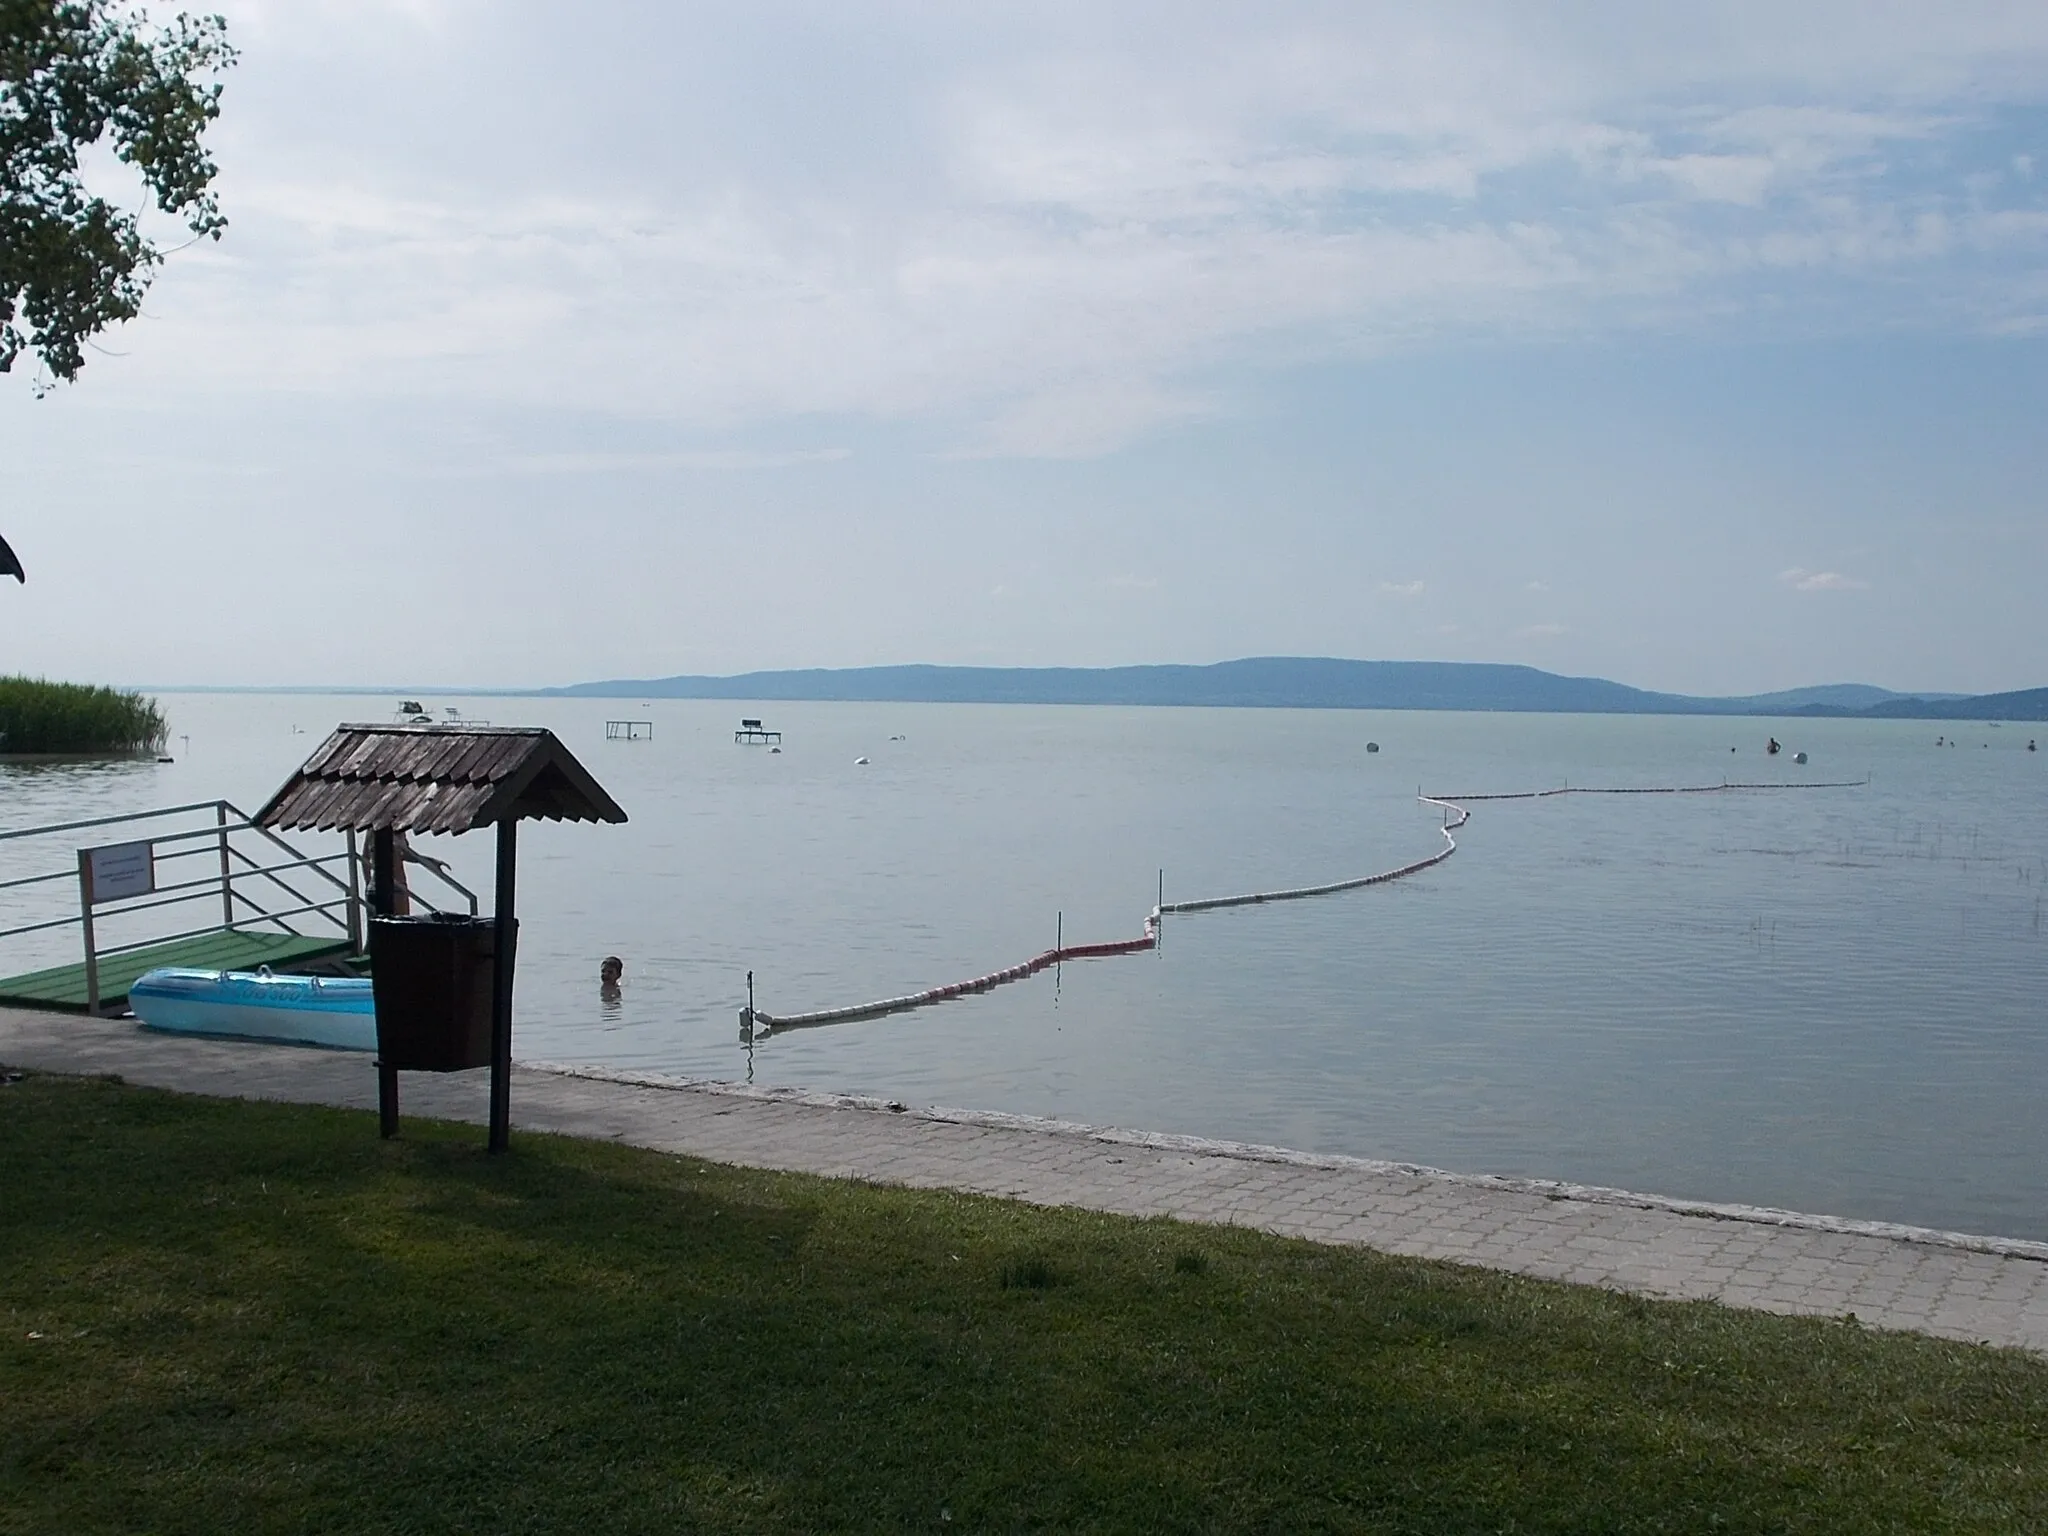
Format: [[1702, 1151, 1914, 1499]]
[[394, 701, 491, 726], [129, 967, 375, 1052]]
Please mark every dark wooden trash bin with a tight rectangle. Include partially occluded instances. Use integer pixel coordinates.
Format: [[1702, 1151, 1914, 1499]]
[[369, 914, 516, 1071]]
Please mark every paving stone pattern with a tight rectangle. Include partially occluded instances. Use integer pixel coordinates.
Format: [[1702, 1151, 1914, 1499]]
[[5, 1006, 2045, 1355]]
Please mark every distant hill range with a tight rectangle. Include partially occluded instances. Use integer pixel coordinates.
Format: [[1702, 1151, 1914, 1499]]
[[549, 658, 2048, 721]]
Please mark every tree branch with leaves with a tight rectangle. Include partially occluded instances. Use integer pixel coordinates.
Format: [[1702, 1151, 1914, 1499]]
[[1, 2, 232, 580], [1, 1, 234, 388]]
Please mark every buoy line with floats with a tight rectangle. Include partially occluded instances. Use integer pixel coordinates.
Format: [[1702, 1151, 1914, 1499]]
[[739, 776, 1870, 1037]]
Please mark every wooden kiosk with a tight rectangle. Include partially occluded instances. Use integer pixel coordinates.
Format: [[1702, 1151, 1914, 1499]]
[[257, 724, 627, 1153]]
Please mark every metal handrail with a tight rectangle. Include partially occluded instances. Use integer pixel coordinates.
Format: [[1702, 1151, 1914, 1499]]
[[222, 847, 348, 880], [222, 843, 350, 936], [243, 812, 354, 898], [1, 911, 98, 939], [226, 885, 311, 938], [104, 868, 250, 905], [0, 839, 468, 942], [74, 881, 263, 924], [399, 849, 478, 916], [89, 918, 262, 958], [122, 822, 244, 849], [0, 799, 228, 843], [0, 805, 337, 949], [91, 898, 352, 960], [0, 796, 485, 1014], [227, 885, 302, 936], [153, 843, 228, 864], [0, 868, 76, 894]]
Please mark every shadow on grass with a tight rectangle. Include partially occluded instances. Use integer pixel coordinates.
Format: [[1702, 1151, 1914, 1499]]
[[3, 1074, 2046, 1534]]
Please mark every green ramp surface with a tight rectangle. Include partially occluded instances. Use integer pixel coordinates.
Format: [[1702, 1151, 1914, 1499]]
[[0, 931, 352, 1012]]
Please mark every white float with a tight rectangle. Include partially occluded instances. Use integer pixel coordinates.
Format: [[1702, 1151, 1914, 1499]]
[[128, 967, 376, 1052]]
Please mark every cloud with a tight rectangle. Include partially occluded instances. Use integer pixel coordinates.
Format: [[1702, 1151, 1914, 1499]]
[[1778, 567, 1870, 591], [1379, 579, 1426, 596], [1525, 579, 1549, 592], [950, 378, 1215, 460], [63, 2, 2048, 457], [1519, 622, 1570, 638], [505, 448, 849, 473]]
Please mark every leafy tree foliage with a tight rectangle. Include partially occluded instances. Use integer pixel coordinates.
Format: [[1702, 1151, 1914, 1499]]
[[1, 2, 234, 386]]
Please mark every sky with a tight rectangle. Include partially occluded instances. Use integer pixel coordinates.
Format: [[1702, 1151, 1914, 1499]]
[[2, 0, 2045, 695]]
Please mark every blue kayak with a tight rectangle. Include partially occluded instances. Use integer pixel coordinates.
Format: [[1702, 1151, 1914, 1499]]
[[129, 967, 376, 1052]]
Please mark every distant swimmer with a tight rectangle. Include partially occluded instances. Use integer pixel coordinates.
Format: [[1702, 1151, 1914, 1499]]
[[600, 956, 623, 1000], [2030, 740, 2037, 752], [1766, 737, 1781, 756]]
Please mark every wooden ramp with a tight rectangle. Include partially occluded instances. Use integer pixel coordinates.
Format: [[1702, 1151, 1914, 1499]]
[[0, 932, 356, 1013]]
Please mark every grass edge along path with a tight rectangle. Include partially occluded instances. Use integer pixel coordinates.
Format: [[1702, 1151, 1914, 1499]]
[[3, 1073, 2046, 1534]]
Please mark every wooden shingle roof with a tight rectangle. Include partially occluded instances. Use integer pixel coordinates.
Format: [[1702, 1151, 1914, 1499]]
[[256, 725, 628, 835]]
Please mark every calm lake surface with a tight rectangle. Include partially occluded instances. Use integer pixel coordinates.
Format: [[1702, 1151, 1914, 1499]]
[[4, 693, 2045, 1240]]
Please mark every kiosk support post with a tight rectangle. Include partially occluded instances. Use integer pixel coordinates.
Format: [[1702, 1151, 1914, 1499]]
[[489, 818, 517, 1154], [372, 828, 399, 1138]]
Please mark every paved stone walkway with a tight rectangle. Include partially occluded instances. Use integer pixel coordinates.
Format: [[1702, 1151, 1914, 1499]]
[[6, 1005, 2046, 1355]]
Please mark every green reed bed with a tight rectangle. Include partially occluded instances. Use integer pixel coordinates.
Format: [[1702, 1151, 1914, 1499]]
[[2, 1072, 2045, 1534], [0, 677, 166, 756]]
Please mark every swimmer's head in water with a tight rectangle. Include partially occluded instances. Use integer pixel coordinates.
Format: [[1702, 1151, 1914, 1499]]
[[600, 956, 624, 986]]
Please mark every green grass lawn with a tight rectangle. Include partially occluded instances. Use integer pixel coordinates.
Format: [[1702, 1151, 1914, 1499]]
[[2, 1073, 2045, 1533]]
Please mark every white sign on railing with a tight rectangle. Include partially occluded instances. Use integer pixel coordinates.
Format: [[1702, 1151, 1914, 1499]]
[[86, 840, 155, 903]]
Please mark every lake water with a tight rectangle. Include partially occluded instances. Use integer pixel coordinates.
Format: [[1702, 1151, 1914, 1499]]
[[3, 693, 2045, 1240]]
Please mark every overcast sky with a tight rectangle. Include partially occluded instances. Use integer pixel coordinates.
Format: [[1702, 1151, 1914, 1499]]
[[4, 1, 2045, 694]]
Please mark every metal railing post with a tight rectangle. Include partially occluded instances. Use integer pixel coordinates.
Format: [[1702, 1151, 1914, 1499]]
[[216, 802, 234, 930], [77, 849, 101, 1016]]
